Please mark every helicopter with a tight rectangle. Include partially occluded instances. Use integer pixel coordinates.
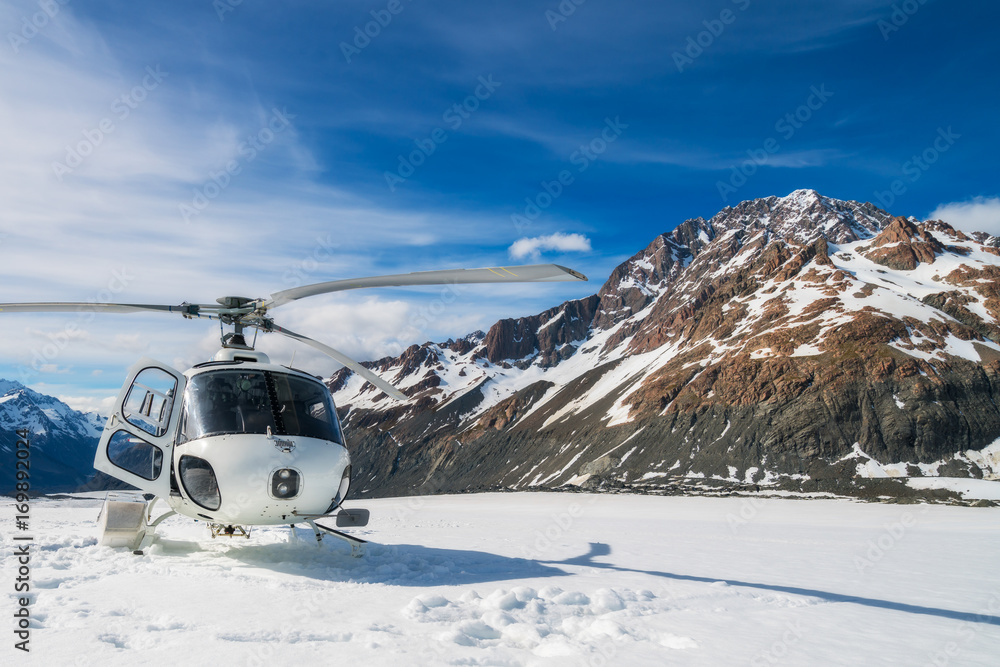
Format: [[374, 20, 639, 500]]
[[1, 263, 586, 555]]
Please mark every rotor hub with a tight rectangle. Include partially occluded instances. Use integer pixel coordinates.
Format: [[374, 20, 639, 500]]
[[216, 296, 254, 309]]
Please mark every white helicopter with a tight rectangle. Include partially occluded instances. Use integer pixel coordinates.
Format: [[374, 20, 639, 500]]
[[1, 264, 586, 555]]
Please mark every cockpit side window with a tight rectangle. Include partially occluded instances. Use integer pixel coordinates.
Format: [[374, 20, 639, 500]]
[[270, 373, 341, 442]]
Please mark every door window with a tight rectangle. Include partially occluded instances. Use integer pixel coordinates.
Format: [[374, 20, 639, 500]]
[[107, 430, 163, 480], [122, 367, 178, 437]]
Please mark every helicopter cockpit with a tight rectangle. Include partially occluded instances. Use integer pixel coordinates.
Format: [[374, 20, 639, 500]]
[[178, 368, 343, 444]]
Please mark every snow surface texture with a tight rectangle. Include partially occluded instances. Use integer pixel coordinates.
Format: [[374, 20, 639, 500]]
[[3, 493, 1000, 665]]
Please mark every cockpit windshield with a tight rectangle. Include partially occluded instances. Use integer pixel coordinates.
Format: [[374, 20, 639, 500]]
[[178, 369, 342, 444]]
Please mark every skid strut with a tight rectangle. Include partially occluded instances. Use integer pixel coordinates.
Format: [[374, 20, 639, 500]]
[[305, 519, 366, 557], [209, 523, 251, 539]]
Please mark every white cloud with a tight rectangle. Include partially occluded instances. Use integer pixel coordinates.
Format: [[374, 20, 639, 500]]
[[257, 293, 489, 376], [929, 197, 1000, 237], [59, 393, 118, 416], [508, 233, 592, 260]]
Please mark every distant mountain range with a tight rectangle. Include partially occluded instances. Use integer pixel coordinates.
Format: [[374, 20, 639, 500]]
[[330, 190, 1000, 501], [0, 380, 106, 493]]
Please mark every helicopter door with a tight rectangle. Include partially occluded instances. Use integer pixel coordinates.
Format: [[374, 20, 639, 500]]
[[94, 358, 186, 499]]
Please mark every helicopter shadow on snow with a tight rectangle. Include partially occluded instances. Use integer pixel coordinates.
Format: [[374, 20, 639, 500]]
[[151, 531, 568, 588], [546, 542, 1000, 627]]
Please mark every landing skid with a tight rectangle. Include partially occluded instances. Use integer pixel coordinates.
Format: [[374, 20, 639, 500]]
[[305, 519, 367, 557]]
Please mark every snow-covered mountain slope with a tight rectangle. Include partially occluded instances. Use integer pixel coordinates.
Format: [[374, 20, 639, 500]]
[[330, 190, 1000, 499], [5, 492, 999, 665], [0, 380, 105, 493]]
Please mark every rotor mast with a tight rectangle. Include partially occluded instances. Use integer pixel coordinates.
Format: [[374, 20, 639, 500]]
[[215, 296, 267, 350]]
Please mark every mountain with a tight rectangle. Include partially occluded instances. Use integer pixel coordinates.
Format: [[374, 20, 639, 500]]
[[0, 380, 106, 493], [330, 190, 1000, 501]]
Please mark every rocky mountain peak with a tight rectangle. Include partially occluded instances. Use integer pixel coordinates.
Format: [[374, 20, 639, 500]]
[[0, 380, 105, 492], [333, 191, 911, 404], [0, 379, 26, 394], [710, 189, 893, 245], [0, 381, 105, 440], [329, 190, 1000, 502], [597, 191, 897, 319]]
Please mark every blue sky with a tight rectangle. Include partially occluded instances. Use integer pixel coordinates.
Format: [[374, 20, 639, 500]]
[[1, 0, 998, 412]]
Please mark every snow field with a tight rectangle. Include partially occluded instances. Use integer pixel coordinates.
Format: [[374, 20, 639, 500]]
[[2, 492, 1000, 666]]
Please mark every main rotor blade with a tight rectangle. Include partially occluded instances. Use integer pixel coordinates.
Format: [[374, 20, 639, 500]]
[[267, 323, 407, 402], [265, 264, 587, 309], [0, 302, 208, 316]]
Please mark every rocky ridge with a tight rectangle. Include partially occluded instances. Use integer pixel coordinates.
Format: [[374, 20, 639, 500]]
[[330, 190, 1000, 502], [0, 380, 106, 493]]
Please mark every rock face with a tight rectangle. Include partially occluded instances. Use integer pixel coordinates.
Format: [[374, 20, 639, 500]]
[[861, 217, 947, 270], [330, 190, 1000, 500]]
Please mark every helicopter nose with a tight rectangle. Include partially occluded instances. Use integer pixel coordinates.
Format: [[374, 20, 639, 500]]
[[271, 468, 301, 499]]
